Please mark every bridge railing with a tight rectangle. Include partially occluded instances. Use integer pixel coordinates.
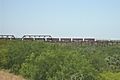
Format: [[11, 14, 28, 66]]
[[0, 35, 15, 40], [22, 35, 52, 41]]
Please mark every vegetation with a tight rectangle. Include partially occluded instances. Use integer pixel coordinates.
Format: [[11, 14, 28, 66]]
[[0, 40, 120, 80]]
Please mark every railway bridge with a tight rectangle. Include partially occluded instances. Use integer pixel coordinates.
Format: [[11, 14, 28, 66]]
[[0, 34, 120, 45]]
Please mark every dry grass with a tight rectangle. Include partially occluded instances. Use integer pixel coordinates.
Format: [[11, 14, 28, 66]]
[[0, 70, 25, 80]]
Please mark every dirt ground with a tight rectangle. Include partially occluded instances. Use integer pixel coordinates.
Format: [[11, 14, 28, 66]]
[[0, 70, 25, 80]]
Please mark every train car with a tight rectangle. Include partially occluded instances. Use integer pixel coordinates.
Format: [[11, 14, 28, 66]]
[[60, 38, 71, 42], [109, 40, 120, 45], [72, 38, 83, 42], [96, 40, 109, 43], [35, 38, 45, 41], [46, 38, 52, 42], [95, 40, 110, 46], [84, 38, 95, 42], [83, 38, 95, 45], [52, 38, 59, 42], [47, 38, 59, 42]]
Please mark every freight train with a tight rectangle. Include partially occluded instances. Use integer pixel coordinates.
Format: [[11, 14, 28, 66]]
[[0, 35, 95, 42], [0, 35, 120, 45]]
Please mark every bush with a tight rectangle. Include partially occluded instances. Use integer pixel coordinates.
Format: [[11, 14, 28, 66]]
[[0, 40, 120, 80], [0, 48, 8, 68], [20, 51, 98, 80]]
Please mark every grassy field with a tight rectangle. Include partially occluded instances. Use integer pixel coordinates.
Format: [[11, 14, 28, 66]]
[[0, 40, 120, 80]]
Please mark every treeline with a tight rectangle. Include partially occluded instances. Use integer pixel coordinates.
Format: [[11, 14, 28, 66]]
[[0, 40, 120, 80]]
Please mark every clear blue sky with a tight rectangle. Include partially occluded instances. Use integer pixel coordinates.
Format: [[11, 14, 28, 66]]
[[0, 0, 120, 39]]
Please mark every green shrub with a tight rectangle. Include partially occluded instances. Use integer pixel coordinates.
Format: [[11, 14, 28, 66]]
[[20, 48, 98, 80], [0, 48, 8, 68], [0, 40, 120, 80]]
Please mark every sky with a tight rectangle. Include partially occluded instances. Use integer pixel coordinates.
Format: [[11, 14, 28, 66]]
[[0, 0, 120, 39]]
